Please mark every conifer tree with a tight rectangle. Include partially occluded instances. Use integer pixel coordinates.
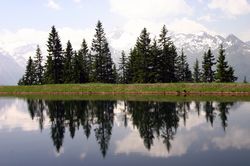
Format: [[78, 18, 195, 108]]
[[126, 48, 137, 83], [202, 48, 215, 82], [133, 28, 151, 83], [33, 45, 43, 84], [158, 25, 176, 82], [91, 21, 115, 83], [215, 44, 237, 82], [63, 40, 74, 83], [46, 26, 64, 84], [72, 51, 80, 83], [118, 51, 127, 84], [149, 39, 161, 83], [18, 57, 36, 85], [44, 55, 53, 84], [78, 39, 89, 83], [176, 49, 190, 82], [244, 76, 247, 83], [193, 59, 201, 82]]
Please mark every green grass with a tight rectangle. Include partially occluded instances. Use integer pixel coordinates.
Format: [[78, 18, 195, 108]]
[[1, 83, 250, 94]]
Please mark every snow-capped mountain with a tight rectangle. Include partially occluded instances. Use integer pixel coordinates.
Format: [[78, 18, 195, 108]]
[[0, 48, 24, 85], [0, 30, 250, 85]]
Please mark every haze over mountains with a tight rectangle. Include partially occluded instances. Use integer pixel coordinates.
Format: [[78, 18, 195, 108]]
[[0, 30, 250, 85]]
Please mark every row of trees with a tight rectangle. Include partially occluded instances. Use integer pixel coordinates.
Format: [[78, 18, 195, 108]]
[[18, 21, 237, 85]]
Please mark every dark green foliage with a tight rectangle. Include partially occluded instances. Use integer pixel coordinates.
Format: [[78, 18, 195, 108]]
[[43, 55, 54, 84], [193, 59, 201, 82], [176, 49, 192, 82], [63, 40, 74, 83], [33, 45, 44, 84], [78, 39, 89, 83], [215, 44, 237, 82], [72, 51, 80, 83], [118, 51, 127, 83], [149, 39, 161, 83], [46, 26, 64, 84], [202, 48, 215, 82], [158, 25, 177, 82], [91, 21, 115, 83], [18, 57, 36, 85]]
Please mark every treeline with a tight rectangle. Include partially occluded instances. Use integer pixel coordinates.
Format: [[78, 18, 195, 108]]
[[18, 21, 237, 85]]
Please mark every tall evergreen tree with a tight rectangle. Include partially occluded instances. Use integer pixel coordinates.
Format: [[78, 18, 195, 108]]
[[202, 48, 215, 82], [91, 21, 115, 83], [126, 48, 137, 83], [46, 26, 64, 84], [193, 59, 201, 82], [133, 28, 151, 83], [215, 44, 237, 82], [63, 40, 74, 83], [33, 45, 44, 84], [149, 39, 161, 83], [118, 51, 127, 84], [72, 51, 80, 83], [44, 55, 53, 84], [158, 25, 176, 82], [176, 49, 192, 82], [78, 39, 89, 83], [18, 57, 36, 85]]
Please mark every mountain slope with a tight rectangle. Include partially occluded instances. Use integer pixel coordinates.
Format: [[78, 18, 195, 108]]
[[0, 49, 24, 85]]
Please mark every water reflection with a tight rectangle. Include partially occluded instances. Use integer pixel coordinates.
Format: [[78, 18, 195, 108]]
[[22, 99, 237, 157]]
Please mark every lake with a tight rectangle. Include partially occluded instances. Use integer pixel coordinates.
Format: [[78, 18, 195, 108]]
[[0, 97, 250, 165]]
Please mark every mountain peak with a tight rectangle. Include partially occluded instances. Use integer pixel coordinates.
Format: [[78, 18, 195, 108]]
[[226, 34, 241, 42]]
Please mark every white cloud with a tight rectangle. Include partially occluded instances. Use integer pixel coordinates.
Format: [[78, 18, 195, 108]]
[[47, 0, 62, 10], [198, 14, 216, 22], [168, 18, 216, 35], [212, 126, 250, 150], [208, 0, 250, 16], [109, 0, 192, 19]]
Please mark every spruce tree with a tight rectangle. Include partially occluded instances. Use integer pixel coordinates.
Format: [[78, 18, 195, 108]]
[[72, 51, 80, 83], [44, 55, 53, 84], [19, 57, 36, 85], [126, 48, 137, 83], [202, 48, 215, 82], [118, 51, 127, 84], [244, 76, 247, 83], [63, 40, 74, 83], [158, 25, 176, 82], [91, 21, 115, 83], [78, 39, 89, 83], [46, 26, 64, 84], [216, 45, 237, 82], [33, 45, 44, 84], [149, 39, 161, 83], [193, 59, 201, 82], [133, 28, 151, 83]]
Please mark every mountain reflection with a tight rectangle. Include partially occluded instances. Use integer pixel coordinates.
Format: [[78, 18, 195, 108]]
[[26, 99, 235, 157]]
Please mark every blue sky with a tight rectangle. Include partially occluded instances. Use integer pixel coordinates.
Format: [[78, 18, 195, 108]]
[[0, 0, 250, 53]]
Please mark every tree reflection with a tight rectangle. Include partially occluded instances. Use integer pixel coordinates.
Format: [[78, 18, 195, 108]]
[[25, 99, 235, 157]]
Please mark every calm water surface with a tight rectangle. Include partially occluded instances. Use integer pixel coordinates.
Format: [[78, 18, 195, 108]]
[[0, 97, 250, 166]]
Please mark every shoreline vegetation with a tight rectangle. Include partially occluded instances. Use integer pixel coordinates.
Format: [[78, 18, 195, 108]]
[[1, 83, 250, 97]]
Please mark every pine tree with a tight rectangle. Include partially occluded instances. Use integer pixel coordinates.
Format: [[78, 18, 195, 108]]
[[175, 49, 192, 82], [78, 39, 89, 83], [133, 28, 151, 83], [63, 40, 74, 83], [44, 55, 53, 84], [33, 45, 44, 84], [72, 51, 80, 83], [91, 21, 115, 83], [158, 25, 177, 82], [46, 26, 64, 84], [126, 48, 137, 83], [18, 57, 36, 85], [118, 51, 127, 84], [215, 45, 237, 82], [202, 48, 215, 82], [193, 59, 201, 82], [149, 39, 161, 83]]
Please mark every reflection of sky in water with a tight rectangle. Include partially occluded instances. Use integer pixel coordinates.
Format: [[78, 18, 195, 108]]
[[0, 98, 250, 166]]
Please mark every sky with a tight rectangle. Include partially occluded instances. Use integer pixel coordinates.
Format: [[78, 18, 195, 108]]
[[0, 0, 250, 53]]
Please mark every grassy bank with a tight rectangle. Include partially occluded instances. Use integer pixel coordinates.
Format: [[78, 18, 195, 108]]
[[0, 83, 250, 96]]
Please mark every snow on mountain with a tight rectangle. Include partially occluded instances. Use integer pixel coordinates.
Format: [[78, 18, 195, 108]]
[[0, 48, 24, 85], [0, 30, 250, 85]]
